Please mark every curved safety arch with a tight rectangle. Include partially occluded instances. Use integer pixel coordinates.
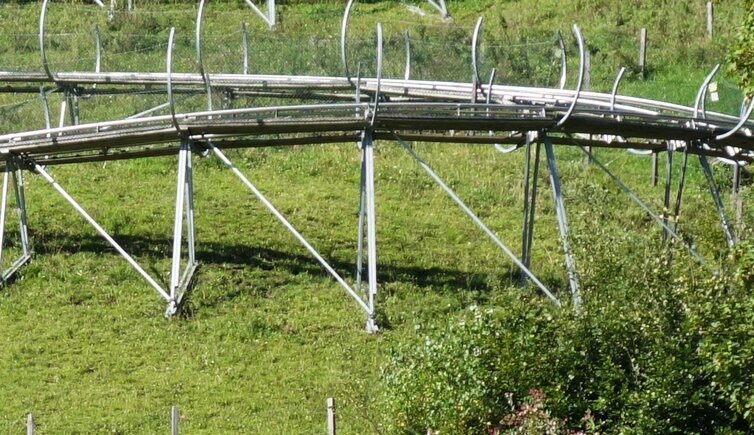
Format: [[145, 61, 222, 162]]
[[471, 17, 483, 89], [195, 0, 214, 110], [610, 67, 626, 112], [693, 64, 721, 120], [166, 27, 181, 133], [556, 24, 585, 128], [371, 23, 383, 126], [341, 0, 357, 83], [716, 97, 754, 140], [39, 0, 55, 81]]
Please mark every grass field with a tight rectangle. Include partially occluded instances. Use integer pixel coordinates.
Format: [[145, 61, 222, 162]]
[[0, 0, 752, 433]]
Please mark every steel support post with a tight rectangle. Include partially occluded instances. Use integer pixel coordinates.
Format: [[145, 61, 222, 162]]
[[65, 90, 80, 125], [166, 138, 199, 317], [698, 152, 736, 247], [362, 130, 378, 333], [542, 135, 580, 306], [651, 152, 658, 186], [0, 158, 32, 284], [394, 133, 560, 306], [662, 145, 673, 242], [355, 137, 366, 290], [520, 133, 541, 284], [29, 160, 171, 303], [205, 141, 373, 328], [672, 148, 690, 232], [733, 163, 742, 236]]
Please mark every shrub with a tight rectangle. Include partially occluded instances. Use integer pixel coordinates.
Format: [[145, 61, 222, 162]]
[[381, 239, 754, 433]]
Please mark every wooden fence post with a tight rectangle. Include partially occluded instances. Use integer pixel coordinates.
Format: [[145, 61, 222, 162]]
[[327, 398, 336, 435], [639, 28, 647, 78], [707, 1, 714, 39]]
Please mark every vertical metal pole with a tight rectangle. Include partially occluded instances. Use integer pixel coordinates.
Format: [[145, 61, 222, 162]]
[[71, 93, 80, 125], [127, 0, 133, 13], [12, 164, 30, 257], [521, 136, 532, 268], [0, 166, 9, 274], [672, 149, 690, 232], [94, 24, 101, 74], [698, 153, 736, 247], [58, 97, 67, 128], [520, 137, 541, 282], [39, 87, 51, 129], [662, 146, 672, 241], [543, 136, 580, 306], [326, 398, 336, 435], [651, 152, 658, 186], [363, 131, 378, 333], [170, 140, 189, 300], [267, 0, 276, 29], [639, 28, 647, 78], [241, 22, 249, 75], [171, 406, 179, 435], [27, 413, 34, 435], [733, 163, 742, 235], [355, 143, 366, 289], [185, 145, 195, 265], [525, 143, 541, 269]]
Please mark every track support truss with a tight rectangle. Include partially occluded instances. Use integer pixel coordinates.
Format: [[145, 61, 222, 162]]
[[0, 157, 31, 285]]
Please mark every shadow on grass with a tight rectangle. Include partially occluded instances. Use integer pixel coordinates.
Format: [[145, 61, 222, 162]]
[[28, 229, 539, 298]]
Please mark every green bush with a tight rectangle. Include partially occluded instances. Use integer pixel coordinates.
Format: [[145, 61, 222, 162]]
[[381, 239, 754, 433]]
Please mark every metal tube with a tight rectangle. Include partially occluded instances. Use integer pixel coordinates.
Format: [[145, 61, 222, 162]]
[[166, 27, 180, 132], [662, 144, 672, 241], [242, 22, 249, 75], [0, 166, 10, 272], [556, 24, 585, 127], [32, 161, 170, 301], [542, 135, 580, 305], [698, 152, 736, 246], [185, 143, 196, 265], [11, 164, 30, 257], [207, 141, 371, 313], [355, 146, 366, 288], [693, 64, 720, 121], [170, 141, 189, 297], [196, 0, 213, 111], [715, 97, 754, 140], [525, 142, 541, 268], [363, 131, 378, 332], [672, 148, 689, 231], [39, 0, 54, 81], [520, 135, 532, 271], [340, 0, 356, 82], [394, 132, 560, 306], [610, 67, 626, 112], [371, 23, 383, 126], [471, 17, 483, 93], [39, 87, 51, 129]]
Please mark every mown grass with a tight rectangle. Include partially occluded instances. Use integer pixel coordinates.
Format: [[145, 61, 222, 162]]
[[0, 0, 751, 433]]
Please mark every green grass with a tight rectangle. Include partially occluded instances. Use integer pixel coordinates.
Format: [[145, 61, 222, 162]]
[[0, 0, 751, 432]]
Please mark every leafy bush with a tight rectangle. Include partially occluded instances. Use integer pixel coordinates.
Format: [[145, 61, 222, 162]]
[[381, 238, 754, 433]]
